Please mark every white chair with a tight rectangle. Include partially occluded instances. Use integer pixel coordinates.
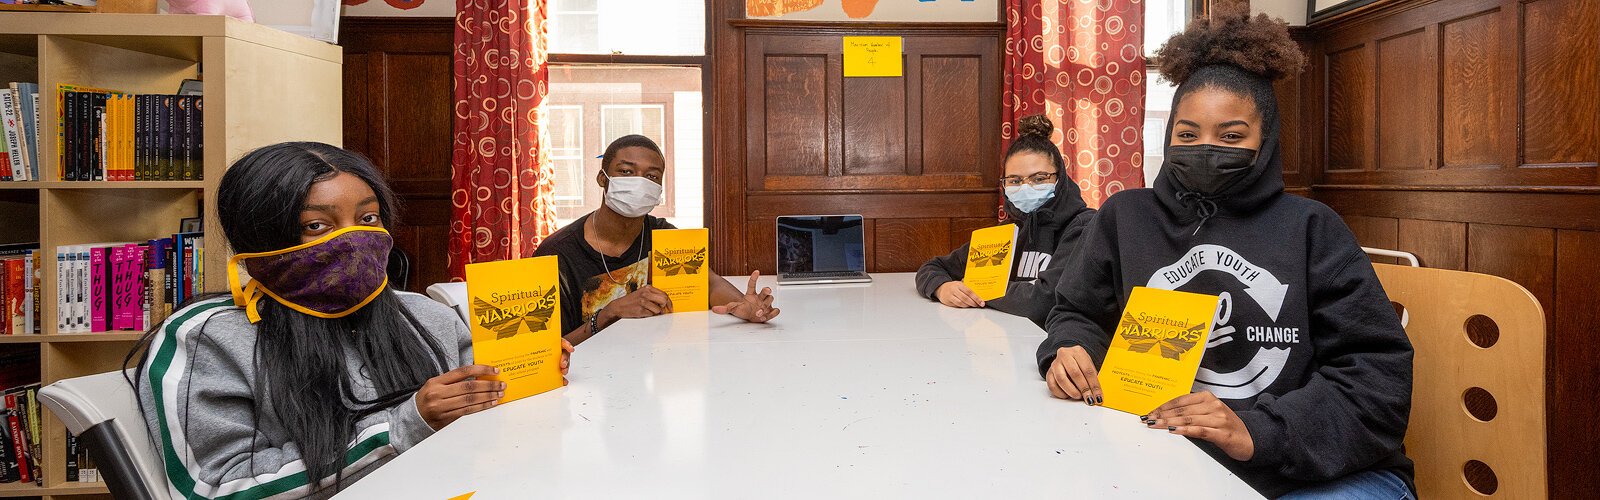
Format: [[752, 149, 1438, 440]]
[[425, 281, 470, 324], [38, 370, 169, 500]]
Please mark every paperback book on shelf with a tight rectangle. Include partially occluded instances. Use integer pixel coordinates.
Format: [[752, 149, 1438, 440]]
[[28, 83, 205, 182], [54, 232, 201, 333]]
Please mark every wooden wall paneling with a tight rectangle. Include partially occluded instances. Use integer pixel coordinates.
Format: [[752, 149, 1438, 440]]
[[343, 52, 370, 154], [749, 45, 830, 180], [744, 219, 776, 276], [1314, 188, 1600, 232], [1374, 27, 1437, 171], [1552, 229, 1600, 500], [1439, 7, 1507, 169], [1304, 0, 1600, 495], [874, 218, 950, 272], [710, 0, 747, 276], [1520, 0, 1599, 168], [1339, 214, 1399, 263], [948, 217, 994, 250], [1325, 43, 1373, 172], [375, 53, 454, 186], [341, 17, 455, 291], [1465, 223, 1555, 327], [842, 73, 907, 175], [1394, 219, 1466, 270]]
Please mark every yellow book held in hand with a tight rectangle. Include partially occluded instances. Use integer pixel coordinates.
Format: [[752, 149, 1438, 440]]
[[1096, 287, 1221, 415], [963, 224, 1018, 301], [465, 256, 564, 403], [652, 228, 710, 312]]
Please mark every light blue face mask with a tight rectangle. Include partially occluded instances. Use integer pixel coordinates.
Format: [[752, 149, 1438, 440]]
[[1005, 183, 1056, 214]]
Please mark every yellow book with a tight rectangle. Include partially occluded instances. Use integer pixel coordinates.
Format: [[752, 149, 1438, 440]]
[[465, 256, 564, 403], [962, 223, 1018, 301], [651, 228, 709, 312], [1096, 287, 1221, 415]]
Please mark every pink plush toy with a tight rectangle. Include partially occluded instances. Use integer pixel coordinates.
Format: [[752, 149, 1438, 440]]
[[167, 0, 255, 22]]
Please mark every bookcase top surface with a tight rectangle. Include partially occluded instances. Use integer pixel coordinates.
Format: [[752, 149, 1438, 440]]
[[0, 13, 341, 62]]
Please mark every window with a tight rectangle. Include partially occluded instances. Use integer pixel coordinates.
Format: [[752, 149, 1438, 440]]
[[548, 0, 705, 56], [1143, 1, 1198, 186], [545, 0, 706, 229], [548, 106, 585, 207]]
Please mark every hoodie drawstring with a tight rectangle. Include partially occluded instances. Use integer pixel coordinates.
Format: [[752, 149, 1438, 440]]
[[1176, 191, 1220, 236]]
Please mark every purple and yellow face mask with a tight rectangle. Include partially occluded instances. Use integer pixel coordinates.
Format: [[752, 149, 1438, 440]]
[[227, 226, 393, 323]]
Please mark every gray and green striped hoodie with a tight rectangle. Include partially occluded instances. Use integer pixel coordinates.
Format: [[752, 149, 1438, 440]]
[[138, 292, 473, 499]]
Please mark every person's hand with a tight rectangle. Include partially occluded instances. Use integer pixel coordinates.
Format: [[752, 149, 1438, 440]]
[[416, 364, 504, 430], [935, 281, 986, 308], [559, 338, 574, 379], [1044, 346, 1103, 405], [1143, 391, 1255, 461], [605, 285, 673, 320], [712, 271, 780, 323]]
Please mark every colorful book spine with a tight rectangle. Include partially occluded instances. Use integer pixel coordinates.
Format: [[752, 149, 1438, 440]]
[[157, 95, 172, 181], [0, 260, 9, 334], [4, 404, 28, 483], [5, 259, 22, 335], [1, 88, 24, 181], [192, 96, 203, 180], [74, 245, 89, 332], [0, 411, 15, 483], [19, 83, 39, 180], [88, 246, 106, 332], [26, 251, 37, 335], [11, 85, 33, 182], [54, 247, 68, 333]]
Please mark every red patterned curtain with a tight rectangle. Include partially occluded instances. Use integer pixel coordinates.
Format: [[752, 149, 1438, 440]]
[[450, 0, 559, 280], [1003, 0, 1145, 208]]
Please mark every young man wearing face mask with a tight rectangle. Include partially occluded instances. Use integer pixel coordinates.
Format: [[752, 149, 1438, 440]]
[[534, 135, 780, 345], [914, 115, 1095, 326], [1037, 10, 1415, 499]]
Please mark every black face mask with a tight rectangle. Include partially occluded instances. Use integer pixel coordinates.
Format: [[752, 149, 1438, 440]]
[[1164, 144, 1257, 196]]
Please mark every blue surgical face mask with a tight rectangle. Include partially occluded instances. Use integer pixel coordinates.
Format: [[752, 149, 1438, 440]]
[[1004, 183, 1056, 214]]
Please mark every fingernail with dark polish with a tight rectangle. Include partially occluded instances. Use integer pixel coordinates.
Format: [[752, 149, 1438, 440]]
[[1167, 426, 1176, 431]]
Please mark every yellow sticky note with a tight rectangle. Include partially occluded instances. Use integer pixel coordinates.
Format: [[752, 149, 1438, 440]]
[[843, 36, 903, 77], [1096, 287, 1221, 416], [963, 224, 1018, 301], [465, 256, 564, 403], [652, 229, 710, 312]]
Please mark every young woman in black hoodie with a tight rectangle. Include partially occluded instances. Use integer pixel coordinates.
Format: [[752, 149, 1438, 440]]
[[1035, 9, 1416, 499], [915, 115, 1095, 326]]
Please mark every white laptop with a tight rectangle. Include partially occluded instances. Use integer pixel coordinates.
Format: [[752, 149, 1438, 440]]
[[775, 215, 872, 285]]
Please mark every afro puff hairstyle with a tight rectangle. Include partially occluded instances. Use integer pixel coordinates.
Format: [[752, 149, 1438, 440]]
[[1152, 4, 1306, 87], [1149, 3, 1305, 135]]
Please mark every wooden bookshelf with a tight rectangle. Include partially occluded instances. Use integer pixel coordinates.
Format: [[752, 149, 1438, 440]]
[[0, 13, 341, 497]]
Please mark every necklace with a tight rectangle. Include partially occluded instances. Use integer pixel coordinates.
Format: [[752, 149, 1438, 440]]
[[595, 216, 649, 286]]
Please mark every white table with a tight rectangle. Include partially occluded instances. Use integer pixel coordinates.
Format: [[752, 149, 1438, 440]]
[[339, 273, 1261, 498]]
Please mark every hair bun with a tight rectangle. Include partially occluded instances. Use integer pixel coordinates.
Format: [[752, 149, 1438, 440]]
[[1017, 114, 1054, 140], [1153, 3, 1306, 86]]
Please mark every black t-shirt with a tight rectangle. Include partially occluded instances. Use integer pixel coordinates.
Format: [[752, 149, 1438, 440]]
[[532, 214, 677, 334]]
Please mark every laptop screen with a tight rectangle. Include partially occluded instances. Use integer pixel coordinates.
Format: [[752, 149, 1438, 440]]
[[776, 215, 866, 274]]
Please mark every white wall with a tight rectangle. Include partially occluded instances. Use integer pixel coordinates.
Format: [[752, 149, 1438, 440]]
[[1251, 0, 1307, 26]]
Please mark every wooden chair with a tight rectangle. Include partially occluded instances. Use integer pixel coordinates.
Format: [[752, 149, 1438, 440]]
[[1372, 263, 1546, 498]]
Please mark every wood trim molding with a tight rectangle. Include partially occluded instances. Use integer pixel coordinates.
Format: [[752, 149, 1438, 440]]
[[1307, 0, 1437, 31], [730, 19, 1004, 33]]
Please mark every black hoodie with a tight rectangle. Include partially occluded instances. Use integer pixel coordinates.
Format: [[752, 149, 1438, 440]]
[[915, 155, 1095, 326], [1036, 68, 1415, 497]]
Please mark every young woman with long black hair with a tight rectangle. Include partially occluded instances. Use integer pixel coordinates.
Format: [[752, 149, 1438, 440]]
[[133, 142, 571, 499]]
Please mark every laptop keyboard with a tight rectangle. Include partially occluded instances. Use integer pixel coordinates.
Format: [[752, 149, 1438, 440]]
[[789, 271, 865, 278]]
